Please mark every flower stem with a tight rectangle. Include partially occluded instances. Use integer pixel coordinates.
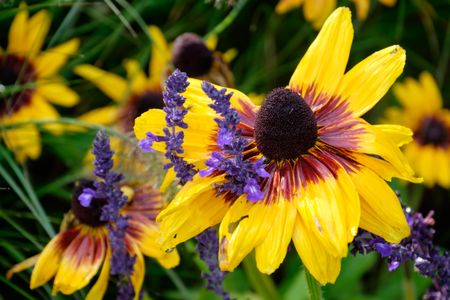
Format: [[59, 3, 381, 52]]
[[403, 263, 415, 300], [242, 255, 280, 300], [304, 267, 323, 300]]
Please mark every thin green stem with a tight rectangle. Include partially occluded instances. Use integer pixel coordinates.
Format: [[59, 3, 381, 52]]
[[304, 267, 323, 300], [242, 255, 280, 300], [205, 0, 248, 39], [403, 263, 415, 300], [162, 269, 194, 300]]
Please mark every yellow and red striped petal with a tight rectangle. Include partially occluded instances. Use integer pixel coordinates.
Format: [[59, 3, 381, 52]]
[[351, 167, 410, 243], [30, 230, 70, 289], [294, 158, 360, 257], [86, 248, 111, 300], [292, 214, 341, 285], [289, 7, 353, 99], [52, 227, 107, 295]]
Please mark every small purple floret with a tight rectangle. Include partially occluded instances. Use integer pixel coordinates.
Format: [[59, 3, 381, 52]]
[[78, 187, 96, 207]]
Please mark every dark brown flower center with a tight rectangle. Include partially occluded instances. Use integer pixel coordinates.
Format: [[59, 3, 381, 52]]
[[0, 54, 36, 117], [119, 89, 164, 132], [71, 180, 108, 227], [254, 88, 317, 160], [416, 116, 449, 147], [172, 33, 214, 77]]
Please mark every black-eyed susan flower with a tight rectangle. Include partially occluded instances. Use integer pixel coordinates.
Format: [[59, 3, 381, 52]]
[[386, 72, 450, 188], [352, 0, 396, 20], [8, 132, 179, 298], [0, 4, 79, 162], [135, 7, 421, 284], [275, 0, 337, 30]]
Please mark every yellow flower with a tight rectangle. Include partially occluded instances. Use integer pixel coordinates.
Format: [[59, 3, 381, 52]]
[[385, 72, 450, 188], [135, 7, 421, 284], [8, 181, 179, 299], [134, 8, 420, 284], [275, 0, 337, 30], [74, 26, 234, 132], [0, 4, 80, 163], [352, 0, 396, 20]]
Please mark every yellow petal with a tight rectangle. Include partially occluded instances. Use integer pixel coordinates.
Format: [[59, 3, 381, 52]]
[[275, 0, 304, 14], [289, 7, 353, 98], [53, 228, 106, 295], [1, 101, 45, 162], [123, 59, 148, 92], [338, 46, 405, 117], [294, 164, 359, 257], [205, 34, 218, 50], [30, 233, 65, 289], [292, 214, 341, 285], [303, 0, 337, 30], [255, 200, 296, 274], [134, 108, 216, 162], [419, 72, 442, 109], [86, 248, 111, 300], [379, 0, 396, 6], [30, 94, 62, 134], [74, 64, 128, 102], [435, 148, 450, 188], [34, 39, 80, 77], [26, 10, 51, 58], [157, 175, 229, 250], [129, 244, 145, 300], [7, 254, 40, 280], [352, 0, 370, 20], [351, 167, 410, 243], [361, 125, 420, 183], [156, 251, 180, 269], [77, 105, 118, 126], [7, 3, 28, 54], [374, 124, 412, 147], [219, 198, 279, 272], [36, 81, 79, 107], [148, 26, 169, 82], [414, 144, 437, 188]]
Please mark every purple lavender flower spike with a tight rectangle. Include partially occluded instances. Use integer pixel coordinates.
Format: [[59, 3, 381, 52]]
[[196, 228, 230, 300], [352, 207, 450, 300], [139, 69, 197, 185], [85, 131, 136, 300], [200, 80, 269, 202]]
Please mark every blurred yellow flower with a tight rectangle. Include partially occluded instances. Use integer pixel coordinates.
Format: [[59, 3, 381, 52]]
[[0, 4, 79, 162], [352, 0, 396, 20], [386, 72, 450, 188], [275, 0, 337, 30]]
